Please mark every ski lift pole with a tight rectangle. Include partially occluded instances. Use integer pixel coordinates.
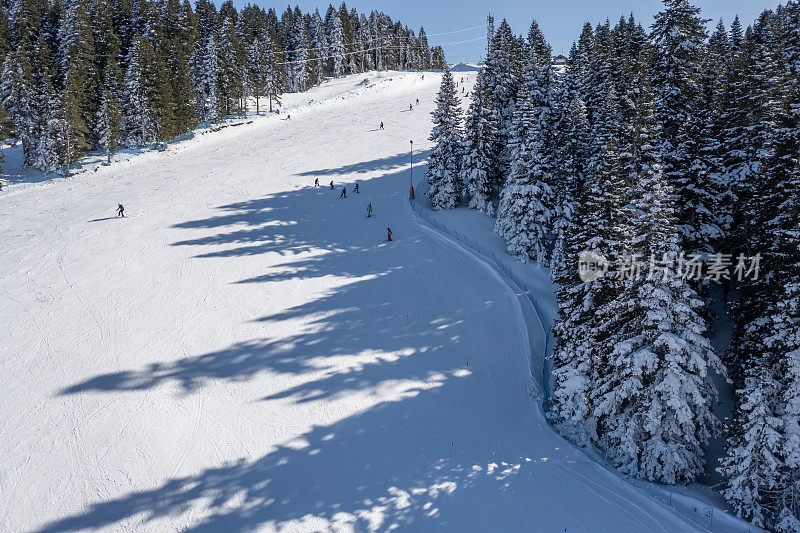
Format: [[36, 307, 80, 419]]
[[409, 140, 415, 200]]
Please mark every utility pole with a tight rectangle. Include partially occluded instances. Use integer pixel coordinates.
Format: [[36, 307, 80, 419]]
[[487, 14, 494, 56], [409, 140, 414, 200]]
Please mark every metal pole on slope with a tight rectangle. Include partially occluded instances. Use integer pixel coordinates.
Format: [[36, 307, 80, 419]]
[[409, 140, 415, 200]]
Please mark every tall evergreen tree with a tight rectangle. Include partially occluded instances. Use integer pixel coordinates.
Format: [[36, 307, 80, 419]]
[[426, 68, 463, 210], [651, 0, 721, 255], [58, 0, 97, 163], [495, 80, 556, 265], [460, 70, 497, 216]]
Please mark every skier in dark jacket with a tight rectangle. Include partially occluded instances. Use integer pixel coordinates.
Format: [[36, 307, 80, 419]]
[[380, 122, 384, 130], [340, 187, 347, 198], [314, 178, 319, 187], [353, 183, 359, 193], [330, 180, 334, 190], [387, 227, 392, 241], [117, 204, 125, 217], [367, 203, 373, 218], [416, 98, 419, 105]]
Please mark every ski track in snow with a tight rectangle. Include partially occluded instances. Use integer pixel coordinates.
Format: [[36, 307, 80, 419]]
[[1, 72, 705, 532]]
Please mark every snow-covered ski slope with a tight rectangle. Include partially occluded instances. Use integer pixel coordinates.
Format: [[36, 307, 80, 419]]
[[2, 72, 707, 532]]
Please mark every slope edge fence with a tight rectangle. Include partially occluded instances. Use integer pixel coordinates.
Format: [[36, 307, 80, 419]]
[[408, 179, 758, 533]]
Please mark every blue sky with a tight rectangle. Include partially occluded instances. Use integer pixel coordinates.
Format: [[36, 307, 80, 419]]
[[228, 0, 779, 62]]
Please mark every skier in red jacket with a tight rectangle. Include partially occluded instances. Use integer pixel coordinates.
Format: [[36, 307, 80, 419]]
[[387, 227, 392, 241]]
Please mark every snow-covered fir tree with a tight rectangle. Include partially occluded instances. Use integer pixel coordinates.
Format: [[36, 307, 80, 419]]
[[123, 34, 158, 145], [96, 87, 122, 161], [651, 0, 722, 255], [548, 136, 629, 446], [483, 19, 522, 183], [426, 68, 463, 210], [57, 0, 96, 163], [494, 80, 556, 265], [591, 94, 723, 483], [191, 32, 221, 123], [550, 90, 590, 273], [460, 70, 497, 216], [309, 9, 327, 82], [32, 38, 62, 172], [283, 8, 310, 93], [325, 5, 345, 78]]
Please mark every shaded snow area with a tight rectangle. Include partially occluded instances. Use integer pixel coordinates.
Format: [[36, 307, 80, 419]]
[[1, 71, 746, 532]]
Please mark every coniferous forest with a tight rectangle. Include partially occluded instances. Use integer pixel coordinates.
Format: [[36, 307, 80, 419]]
[[427, 1, 800, 530], [0, 0, 443, 174]]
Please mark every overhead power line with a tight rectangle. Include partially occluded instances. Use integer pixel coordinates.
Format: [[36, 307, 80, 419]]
[[276, 35, 487, 66]]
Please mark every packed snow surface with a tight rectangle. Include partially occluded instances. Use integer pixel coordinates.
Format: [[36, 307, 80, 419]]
[[2, 72, 705, 531]]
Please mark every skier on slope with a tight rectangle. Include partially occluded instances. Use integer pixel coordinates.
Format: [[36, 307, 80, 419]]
[[314, 178, 319, 187], [353, 183, 359, 193], [416, 98, 419, 105], [340, 186, 347, 198], [380, 122, 384, 130], [330, 180, 334, 190], [367, 203, 373, 218], [117, 204, 125, 217], [387, 227, 392, 241], [409, 103, 413, 111]]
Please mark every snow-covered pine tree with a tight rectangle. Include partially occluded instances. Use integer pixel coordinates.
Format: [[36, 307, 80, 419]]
[[162, 0, 197, 134], [123, 34, 157, 145], [32, 36, 62, 172], [700, 20, 736, 240], [218, 9, 245, 116], [264, 36, 282, 113], [550, 89, 590, 275], [191, 31, 221, 123], [0, 5, 14, 179], [339, 4, 355, 75], [495, 55, 557, 265], [430, 46, 446, 70], [0, 48, 36, 167], [484, 19, 521, 184], [426, 68, 463, 210], [347, 8, 361, 73], [719, 272, 800, 532], [283, 8, 309, 92], [417, 27, 430, 69], [309, 9, 327, 82], [720, 17, 800, 522], [245, 34, 267, 115], [57, 0, 96, 164], [651, 0, 722, 255], [96, 86, 122, 162], [548, 135, 628, 446], [357, 15, 373, 71], [460, 70, 497, 216], [592, 73, 723, 483], [325, 5, 345, 78]]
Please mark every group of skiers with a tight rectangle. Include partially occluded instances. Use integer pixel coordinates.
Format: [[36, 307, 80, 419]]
[[455, 77, 468, 97], [314, 177, 391, 241]]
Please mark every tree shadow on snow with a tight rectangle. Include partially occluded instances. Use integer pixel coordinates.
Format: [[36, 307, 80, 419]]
[[44, 151, 626, 532], [295, 150, 428, 179]]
